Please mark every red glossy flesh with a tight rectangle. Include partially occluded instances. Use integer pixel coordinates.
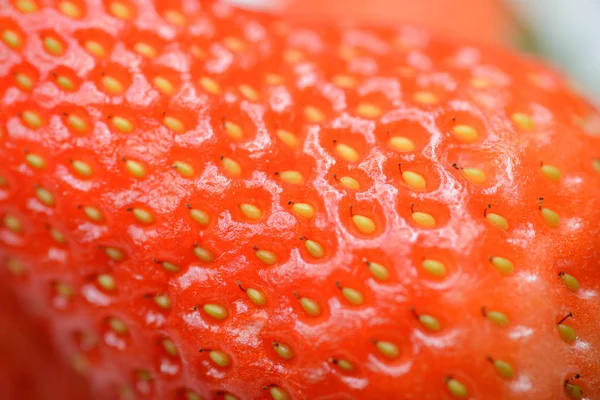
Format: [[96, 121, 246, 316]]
[[1, 1, 600, 399]]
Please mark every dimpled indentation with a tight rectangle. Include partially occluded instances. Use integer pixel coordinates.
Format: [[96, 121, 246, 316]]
[[0, 2, 599, 400]]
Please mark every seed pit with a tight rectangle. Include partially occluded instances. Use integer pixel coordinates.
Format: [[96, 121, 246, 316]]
[[74, 28, 115, 58], [437, 111, 487, 144]]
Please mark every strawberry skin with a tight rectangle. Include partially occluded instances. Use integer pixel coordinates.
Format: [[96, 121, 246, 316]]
[[1, 1, 600, 399]]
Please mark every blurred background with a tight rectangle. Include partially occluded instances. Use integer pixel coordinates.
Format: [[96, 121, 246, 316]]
[[231, 0, 600, 103]]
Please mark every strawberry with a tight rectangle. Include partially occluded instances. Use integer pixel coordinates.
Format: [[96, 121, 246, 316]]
[[1, 1, 600, 399]]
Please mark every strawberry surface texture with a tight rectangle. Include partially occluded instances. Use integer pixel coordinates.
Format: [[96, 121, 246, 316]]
[[1, 1, 600, 399]]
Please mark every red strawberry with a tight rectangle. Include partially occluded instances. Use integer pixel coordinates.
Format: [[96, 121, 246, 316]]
[[1, 1, 600, 399]]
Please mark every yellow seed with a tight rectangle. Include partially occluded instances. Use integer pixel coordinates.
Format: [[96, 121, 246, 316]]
[[460, 167, 485, 184], [56, 75, 75, 91], [22, 110, 43, 129], [273, 341, 295, 360], [109, 1, 132, 19], [0, 176, 7, 187], [256, 249, 277, 265], [402, 171, 426, 190], [389, 136, 415, 153], [152, 76, 174, 95], [2, 29, 22, 49], [512, 112, 534, 131], [162, 338, 178, 356], [97, 274, 116, 291], [593, 159, 600, 174], [541, 207, 560, 228], [540, 164, 561, 182], [203, 304, 227, 320], [418, 314, 441, 332], [332, 74, 356, 89], [154, 294, 171, 309], [375, 340, 399, 359], [413, 91, 438, 105], [189, 208, 210, 226], [15, 73, 34, 91], [83, 206, 103, 222], [184, 390, 202, 400], [269, 386, 290, 400], [221, 157, 242, 177], [333, 358, 354, 372], [189, 44, 206, 59], [239, 84, 258, 101], [422, 259, 446, 278], [356, 102, 382, 119], [111, 116, 133, 133], [276, 129, 298, 148], [161, 261, 180, 273], [292, 203, 315, 219], [67, 160, 92, 178], [279, 170, 303, 184], [299, 296, 321, 316], [108, 318, 128, 334], [265, 73, 283, 85], [133, 42, 157, 58], [224, 121, 243, 141], [16, 0, 38, 13], [367, 261, 389, 281], [164, 9, 186, 26], [493, 359, 514, 379], [490, 256, 514, 275], [50, 228, 66, 244], [284, 48, 304, 63], [565, 383, 584, 399], [59, 1, 82, 18], [105, 247, 124, 261], [3, 214, 23, 233], [207, 350, 230, 367], [335, 143, 360, 162], [447, 378, 468, 398], [471, 77, 491, 88], [71, 353, 89, 373], [485, 310, 509, 327], [341, 286, 364, 305], [35, 186, 55, 206], [101, 75, 124, 95], [25, 153, 46, 169], [136, 370, 152, 381], [411, 211, 436, 228], [67, 114, 88, 133], [486, 212, 509, 230], [339, 176, 360, 190], [84, 40, 105, 57], [43, 36, 64, 55], [452, 124, 478, 143], [558, 323, 576, 343], [245, 287, 267, 306], [199, 76, 220, 94], [194, 246, 214, 263], [163, 116, 185, 133], [7, 257, 26, 275], [223, 37, 245, 53], [304, 106, 325, 123], [223, 393, 239, 400], [352, 215, 376, 235], [173, 160, 195, 178], [132, 208, 154, 224], [304, 239, 325, 258], [124, 160, 145, 179], [560, 273, 580, 292]]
